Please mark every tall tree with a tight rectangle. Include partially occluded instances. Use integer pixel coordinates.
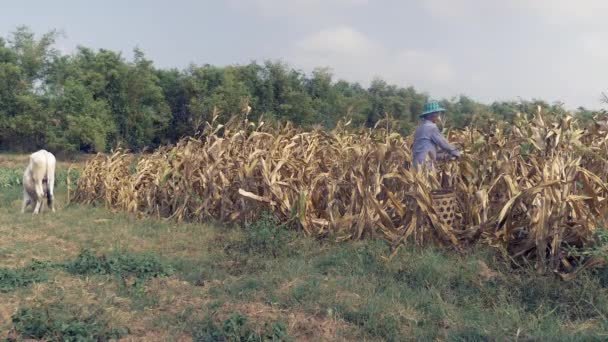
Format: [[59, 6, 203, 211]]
[[122, 48, 170, 148]]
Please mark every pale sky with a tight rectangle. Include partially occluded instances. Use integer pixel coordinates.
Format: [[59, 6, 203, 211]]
[[1, 0, 607, 109]]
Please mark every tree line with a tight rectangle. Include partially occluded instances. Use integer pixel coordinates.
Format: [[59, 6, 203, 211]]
[[0, 26, 600, 155]]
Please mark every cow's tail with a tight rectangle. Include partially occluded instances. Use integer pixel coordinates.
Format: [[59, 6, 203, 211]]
[[44, 151, 52, 205], [46, 184, 52, 205]]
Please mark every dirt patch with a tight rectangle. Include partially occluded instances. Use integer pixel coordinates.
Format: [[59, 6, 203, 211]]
[[0, 273, 134, 339], [477, 260, 500, 283], [124, 277, 354, 340], [226, 302, 354, 342], [0, 155, 29, 169], [0, 295, 20, 335], [26, 274, 130, 309], [278, 277, 302, 293], [144, 277, 209, 315], [334, 290, 362, 302], [118, 331, 192, 342], [0, 229, 81, 268], [115, 277, 210, 338]]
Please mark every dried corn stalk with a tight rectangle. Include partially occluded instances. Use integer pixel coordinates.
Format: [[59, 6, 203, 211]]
[[72, 111, 608, 275]]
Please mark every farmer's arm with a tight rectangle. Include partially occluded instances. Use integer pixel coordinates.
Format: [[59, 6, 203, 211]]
[[431, 127, 461, 157]]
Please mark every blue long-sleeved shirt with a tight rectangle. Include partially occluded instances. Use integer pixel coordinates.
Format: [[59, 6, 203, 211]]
[[412, 120, 460, 170]]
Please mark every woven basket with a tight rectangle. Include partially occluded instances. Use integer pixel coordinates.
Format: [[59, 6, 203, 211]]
[[431, 189, 457, 227]]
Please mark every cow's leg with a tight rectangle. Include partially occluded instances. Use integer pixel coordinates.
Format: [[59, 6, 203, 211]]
[[21, 190, 31, 214], [46, 172, 55, 213], [33, 181, 44, 214]]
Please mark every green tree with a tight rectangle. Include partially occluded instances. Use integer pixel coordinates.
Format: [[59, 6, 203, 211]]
[[122, 48, 170, 149], [0, 27, 59, 151], [47, 79, 115, 152], [0, 25, 601, 154], [9, 26, 59, 85], [157, 68, 190, 140]]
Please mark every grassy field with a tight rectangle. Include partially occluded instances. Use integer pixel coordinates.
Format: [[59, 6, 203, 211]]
[[0, 153, 90, 169], [0, 157, 608, 341]]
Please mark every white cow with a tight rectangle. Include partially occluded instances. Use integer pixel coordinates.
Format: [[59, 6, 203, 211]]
[[22, 149, 56, 214]]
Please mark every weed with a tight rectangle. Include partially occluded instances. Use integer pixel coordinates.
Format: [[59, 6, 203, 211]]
[[394, 251, 482, 306], [227, 278, 264, 300], [288, 278, 321, 305], [64, 249, 174, 281], [11, 304, 128, 341], [0, 185, 22, 207], [172, 257, 222, 286], [566, 229, 608, 265], [191, 313, 290, 342], [0, 260, 51, 292], [314, 240, 388, 277], [337, 304, 401, 341], [516, 272, 608, 320], [240, 212, 297, 258], [448, 328, 491, 342]]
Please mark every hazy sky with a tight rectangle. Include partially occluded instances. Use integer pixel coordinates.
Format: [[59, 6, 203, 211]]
[[1, 0, 607, 109]]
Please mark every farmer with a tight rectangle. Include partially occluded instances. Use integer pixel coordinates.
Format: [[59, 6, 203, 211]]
[[412, 100, 461, 171]]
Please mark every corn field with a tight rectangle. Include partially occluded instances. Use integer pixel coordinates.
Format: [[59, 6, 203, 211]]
[[72, 108, 608, 275]]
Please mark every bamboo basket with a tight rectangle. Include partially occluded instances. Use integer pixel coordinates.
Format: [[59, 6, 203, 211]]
[[431, 188, 457, 227]]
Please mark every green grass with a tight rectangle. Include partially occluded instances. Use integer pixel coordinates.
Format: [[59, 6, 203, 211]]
[[0, 162, 607, 340]]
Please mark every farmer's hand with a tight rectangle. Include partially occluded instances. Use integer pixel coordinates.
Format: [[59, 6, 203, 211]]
[[437, 152, 449, 161]]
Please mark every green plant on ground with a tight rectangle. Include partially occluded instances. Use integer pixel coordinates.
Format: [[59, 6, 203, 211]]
[[11, 304, 128, 341], [240, 212, 298, 258], [567, 229, 608, 261], [0, 260, 51, 292], [191, 313, 290, 342], [64, 249, 174, 281]]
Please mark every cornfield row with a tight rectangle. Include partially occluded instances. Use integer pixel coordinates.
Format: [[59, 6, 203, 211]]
[[72, 109, 608, 275]]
